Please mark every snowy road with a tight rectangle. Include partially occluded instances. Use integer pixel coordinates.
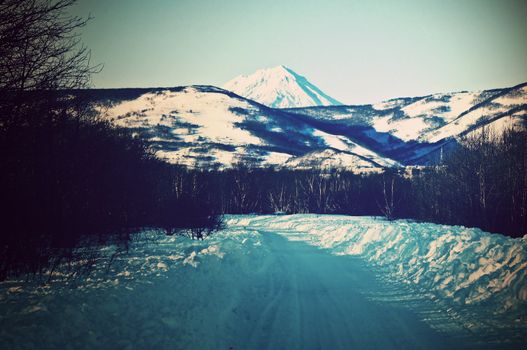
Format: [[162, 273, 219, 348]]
[[223, 231, 464, 350], [1, 215, 526, 349]]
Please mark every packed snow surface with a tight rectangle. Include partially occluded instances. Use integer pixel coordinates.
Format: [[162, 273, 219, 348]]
[[1, 215, 526, 349], [227, 216, 527, 311]]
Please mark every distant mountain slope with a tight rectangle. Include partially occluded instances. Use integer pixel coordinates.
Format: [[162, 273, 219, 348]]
[[285, 82, 527, 164], [223, 66, 342, 108], [93, 85, 394, 170], [81, 82, 526, 170]]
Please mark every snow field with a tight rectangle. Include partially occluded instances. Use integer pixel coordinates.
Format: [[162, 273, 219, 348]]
[[1, 215, 526, 349], [0, 228, 269, 349]]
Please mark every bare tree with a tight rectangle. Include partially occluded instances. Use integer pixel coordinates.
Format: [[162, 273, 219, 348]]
[[0, 0, 100, 91], [379, 173, 396, 220], [0, 0, 102, 127], [269, 183, 292, 213]]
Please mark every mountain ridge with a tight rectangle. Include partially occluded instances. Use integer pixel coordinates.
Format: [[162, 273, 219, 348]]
[[77, 79, 527, 171]]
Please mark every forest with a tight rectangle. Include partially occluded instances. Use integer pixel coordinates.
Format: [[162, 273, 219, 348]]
[[152, 126, 527, 239], [1, 0, 526, 280]]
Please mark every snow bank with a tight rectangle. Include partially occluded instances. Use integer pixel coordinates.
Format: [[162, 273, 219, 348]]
[[0, 228, 272, 350], [0, 228, 264, 294], [225, 215, 527, 313]]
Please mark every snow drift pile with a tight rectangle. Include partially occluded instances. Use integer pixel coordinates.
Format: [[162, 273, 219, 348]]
[[226, 215, 527, 313]]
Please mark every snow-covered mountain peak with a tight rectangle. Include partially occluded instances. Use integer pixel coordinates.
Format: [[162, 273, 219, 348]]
[[223, 65, 342, 108]]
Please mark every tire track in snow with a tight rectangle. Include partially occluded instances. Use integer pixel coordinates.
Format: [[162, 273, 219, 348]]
[[233, 230, 472, 350]]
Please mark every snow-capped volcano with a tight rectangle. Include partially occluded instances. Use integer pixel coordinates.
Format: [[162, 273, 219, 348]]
[[223, 65, 342, 108]]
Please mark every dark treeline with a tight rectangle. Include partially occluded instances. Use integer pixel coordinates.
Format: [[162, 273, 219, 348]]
[[167, 127, 527, 238], [0, 104, 221, 278], [408, 127, 527, 237]]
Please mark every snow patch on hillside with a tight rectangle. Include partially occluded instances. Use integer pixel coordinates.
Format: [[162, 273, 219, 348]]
[[372, 115, 429, 142], [313, 129, 400, 167], [104, 87, 262, 147], [284, 149, 376, 170], [427, 86, 527, 143]]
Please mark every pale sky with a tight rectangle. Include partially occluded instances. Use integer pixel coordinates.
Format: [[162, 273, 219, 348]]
[[73, 0, 527, 104]]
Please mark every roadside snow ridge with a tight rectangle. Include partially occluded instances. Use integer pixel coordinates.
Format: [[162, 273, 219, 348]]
[[226, 215, 527, 317]]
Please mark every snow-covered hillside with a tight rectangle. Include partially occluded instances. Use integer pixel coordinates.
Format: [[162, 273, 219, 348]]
[[1, 215, 525, 349], [86, 80, 526, 169], [97, 85, 395, 169], [223, 65, 342, 108], [286, 82, 527, 164]]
